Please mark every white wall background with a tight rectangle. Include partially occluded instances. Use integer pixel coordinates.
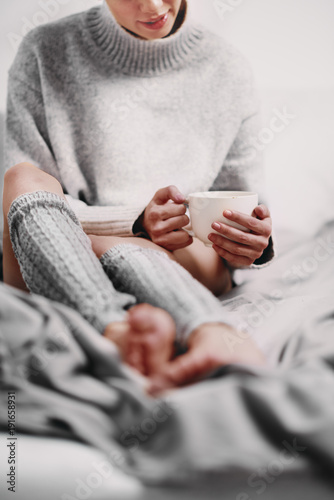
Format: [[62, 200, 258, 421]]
[[1, 0, 334, 235]]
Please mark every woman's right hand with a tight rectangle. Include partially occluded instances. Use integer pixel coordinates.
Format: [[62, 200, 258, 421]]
[[142, 186, 193, 251]]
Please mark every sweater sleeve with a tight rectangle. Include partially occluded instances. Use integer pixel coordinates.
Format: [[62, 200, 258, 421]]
[[5, 75, 60, 180], [5, 52, 144, 237]]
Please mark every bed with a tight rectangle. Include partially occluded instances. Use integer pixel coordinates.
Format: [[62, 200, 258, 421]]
[[1, 87, 334, 499], [1, 221, 334, 500]]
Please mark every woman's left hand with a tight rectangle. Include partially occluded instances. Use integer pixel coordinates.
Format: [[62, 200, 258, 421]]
[[208, 204, 272, 268]]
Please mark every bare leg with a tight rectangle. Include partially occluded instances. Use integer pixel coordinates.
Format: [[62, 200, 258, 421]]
[[173, 239, 232, 296]]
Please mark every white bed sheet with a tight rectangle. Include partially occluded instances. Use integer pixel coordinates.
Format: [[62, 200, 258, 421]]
[[1, 432, 333, 500]]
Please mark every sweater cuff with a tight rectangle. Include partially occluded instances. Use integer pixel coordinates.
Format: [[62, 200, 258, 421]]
[[251, 235, 275, 268], [132, 208, 151, 240]]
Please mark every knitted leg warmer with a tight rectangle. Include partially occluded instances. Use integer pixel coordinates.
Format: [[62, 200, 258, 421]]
[[100, 244, 231, 345], [7, 191, 135, 333]]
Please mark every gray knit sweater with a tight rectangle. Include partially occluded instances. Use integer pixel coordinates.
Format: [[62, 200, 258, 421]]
[[5, 0, 264, 238]]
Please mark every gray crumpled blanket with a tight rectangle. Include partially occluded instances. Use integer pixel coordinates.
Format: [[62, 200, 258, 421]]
[[1, 222, 334, 489]]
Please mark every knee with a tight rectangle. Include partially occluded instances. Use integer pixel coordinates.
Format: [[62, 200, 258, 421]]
[[4, 162, 40, 188], [3, 163, 63, 214], [4, 162, 60, 191]]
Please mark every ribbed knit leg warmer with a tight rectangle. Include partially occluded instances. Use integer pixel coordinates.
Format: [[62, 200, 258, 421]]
[[7, 191, 136, 333], [100, 244, 232, 345]]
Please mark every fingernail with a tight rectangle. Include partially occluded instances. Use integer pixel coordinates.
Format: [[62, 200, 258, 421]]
[[212, 222, 220, 230], [224, 210, 232, 217]]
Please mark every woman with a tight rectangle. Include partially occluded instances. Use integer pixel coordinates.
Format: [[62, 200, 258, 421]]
[[3, 0, 270, 386]]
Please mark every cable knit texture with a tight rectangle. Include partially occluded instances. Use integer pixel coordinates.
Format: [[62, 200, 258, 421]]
[[100, 244, 239, 344], [7, 191, 135, 333], [5, 1, 268, 251]]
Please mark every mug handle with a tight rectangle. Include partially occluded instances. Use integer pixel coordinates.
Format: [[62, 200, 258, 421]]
[[183, 199, 193, 234]]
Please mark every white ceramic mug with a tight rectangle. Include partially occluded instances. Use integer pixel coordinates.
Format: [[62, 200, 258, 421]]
[[188, 191, 258, 246]]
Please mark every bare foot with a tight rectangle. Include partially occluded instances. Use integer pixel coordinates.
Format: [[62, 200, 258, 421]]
[[103, 304, 176, 376], [149, 322, 266, 395]]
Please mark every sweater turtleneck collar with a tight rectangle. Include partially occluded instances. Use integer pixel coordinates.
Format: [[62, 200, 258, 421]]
[[86, 0, 204, 76]]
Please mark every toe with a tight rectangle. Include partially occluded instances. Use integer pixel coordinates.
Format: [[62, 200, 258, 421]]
[[127, 304, 176, 375]]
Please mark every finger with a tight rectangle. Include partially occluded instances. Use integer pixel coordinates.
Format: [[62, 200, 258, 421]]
[[153, 186, 185, 205], [152, 215, 190, 237], [223, 210, 272, 237], [159, 203, 187, 220], [209, 233, 260, 260], [149, 347, 227, 395], [254, 204, 271, 220], [126, 344, 145, 374], [127, 305, 175, 375], [149, 353, 210, 393], [145, 202, 185, 226], [211, 222, 266, 249], [212, 244, 254, 267], [145, 203, 186, 228], [129, 335, 174, 375]]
